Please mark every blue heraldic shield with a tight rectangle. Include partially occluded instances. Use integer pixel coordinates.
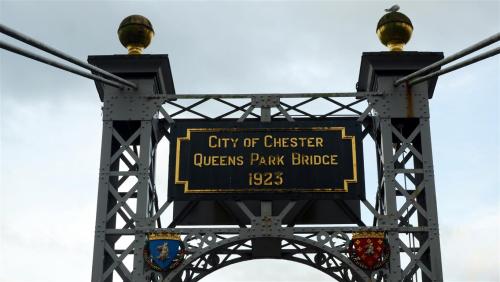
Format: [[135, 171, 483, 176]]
[[144, 232, 185, 272]]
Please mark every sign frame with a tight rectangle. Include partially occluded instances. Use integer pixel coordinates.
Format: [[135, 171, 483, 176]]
[[168, 118, 365, 201]]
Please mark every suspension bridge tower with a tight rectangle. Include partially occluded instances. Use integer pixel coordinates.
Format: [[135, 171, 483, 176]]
[[3, 6, 498, 282], [88, 10, 445, 282]]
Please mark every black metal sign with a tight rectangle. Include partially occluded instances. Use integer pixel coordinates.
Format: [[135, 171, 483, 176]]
[[168, 119, 364, 200]]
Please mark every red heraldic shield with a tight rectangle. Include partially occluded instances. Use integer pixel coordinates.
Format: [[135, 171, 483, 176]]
[[349, 231, 389, 270]]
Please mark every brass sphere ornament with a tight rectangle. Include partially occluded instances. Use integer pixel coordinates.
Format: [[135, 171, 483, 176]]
[[376, 5, 413, 51], [118, 15, 154, 55]]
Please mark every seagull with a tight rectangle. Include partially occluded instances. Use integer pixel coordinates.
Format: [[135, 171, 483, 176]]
[[385, 4, 400, 12]]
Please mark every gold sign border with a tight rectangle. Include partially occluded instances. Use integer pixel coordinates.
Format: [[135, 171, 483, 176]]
[[175, 127, 358, 193]]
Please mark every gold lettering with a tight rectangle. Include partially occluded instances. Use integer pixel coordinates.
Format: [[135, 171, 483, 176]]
[[316, 137, 323, 147], [230, 138, 238, 148], [262, 135, 323, 148], [291, 153, 338, 166], [249, 153, 286, 166], [269, 155, 276, 165], [193, 153, 244, 167], [208, 136, 218, 148], [299, 137, 307, 147], [228, 156, 235, 166], [258, 156, 267, 166], [249, 172, 284, 186], [307, 138, 314, 147], [330, 154, 338, 165], [212, 156, 220, 166], [194, 153, 203, 167], [219, 155, 226, 165], [203, 155, 211, 166], [264, 135, 272, 148], [292, 152, 300, 165], [280, 137, 287, 147], [303, 155, 310, 165], [208, 136, 239, 148], [250, 153, 260, 165], [243, 138, 252, 147], [274, 137, 282, 147], [237, 156, 244, 165], [277, 155, 284, 165]]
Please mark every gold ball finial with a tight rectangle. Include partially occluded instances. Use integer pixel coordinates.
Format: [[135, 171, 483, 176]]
[[118, 15, 154, 55], [376, 6, 413, 51]]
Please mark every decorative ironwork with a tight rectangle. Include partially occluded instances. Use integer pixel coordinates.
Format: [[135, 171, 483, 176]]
[[91, 89, 442, 282]]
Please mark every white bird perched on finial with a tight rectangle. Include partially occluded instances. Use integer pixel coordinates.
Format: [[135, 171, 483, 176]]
[[385, 4, 400, 12]]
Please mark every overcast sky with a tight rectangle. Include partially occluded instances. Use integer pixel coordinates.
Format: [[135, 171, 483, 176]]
[[1, 1, 499, 282]]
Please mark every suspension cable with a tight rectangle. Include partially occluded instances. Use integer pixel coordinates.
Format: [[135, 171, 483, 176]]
[[0, 40, 126, 89], [409, 46, 500, 86], [0, 23, 136, 89], [395, 32, 500, 86]]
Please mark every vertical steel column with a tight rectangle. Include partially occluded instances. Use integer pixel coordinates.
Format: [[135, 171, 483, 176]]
[[132, 120, 154, 282], [92, 120, 117, 282], [417, 117, 443, 281], [378, 117, 403, 280]]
